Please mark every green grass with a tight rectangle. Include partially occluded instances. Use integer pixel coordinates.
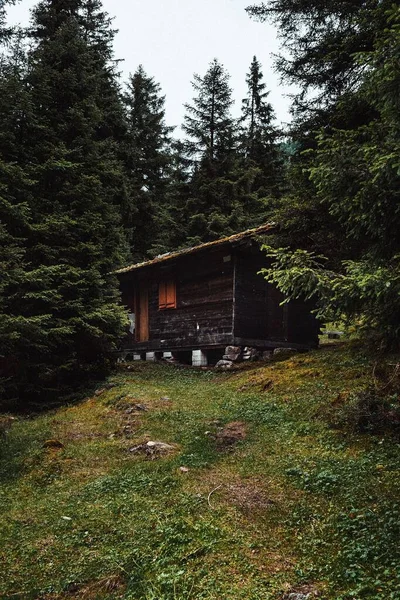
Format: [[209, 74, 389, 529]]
[[0, 344, 399, 599]]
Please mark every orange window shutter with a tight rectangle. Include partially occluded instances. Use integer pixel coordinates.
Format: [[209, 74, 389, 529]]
[[159, 281, 176, 309], [166, 281, 176, 308], [159, 282, 167, 309]]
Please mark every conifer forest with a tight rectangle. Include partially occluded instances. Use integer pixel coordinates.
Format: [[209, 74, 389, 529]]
[[0, 0, 400, 405]]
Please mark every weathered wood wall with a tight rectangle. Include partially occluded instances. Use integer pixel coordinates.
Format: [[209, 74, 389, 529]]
[[233, 246, 319, 347], [234, 247, 292, 343], [287, 299, 320, 347], [119, 241, 319, 352], [120, 247, 235, 350]]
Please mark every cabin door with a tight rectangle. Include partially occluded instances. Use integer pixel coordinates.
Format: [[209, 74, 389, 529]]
[[137, 287, 149, 342]]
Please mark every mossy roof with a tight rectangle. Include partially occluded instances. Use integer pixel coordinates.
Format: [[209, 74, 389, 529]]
[[116, 223, 274, 275]]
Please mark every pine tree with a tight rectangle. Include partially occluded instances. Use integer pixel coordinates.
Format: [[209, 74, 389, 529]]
[[246, 0, 382, 264], [183, 58, 235, 168], [1, 0, 130, 403], [249, 2, 400, 346], [123, 65, 173, 260], [240, 56, 283, 198], [0, 17, 38, 406], [162, 139, 192, 250], [246, 0, 392, 116], [182, 59, 243, 242]]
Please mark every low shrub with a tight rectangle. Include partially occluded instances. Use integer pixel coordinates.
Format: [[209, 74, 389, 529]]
[[329, 386, 400, 434]]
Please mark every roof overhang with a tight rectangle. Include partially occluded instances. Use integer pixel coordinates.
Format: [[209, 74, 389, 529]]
[[116, 223, 275, 276]]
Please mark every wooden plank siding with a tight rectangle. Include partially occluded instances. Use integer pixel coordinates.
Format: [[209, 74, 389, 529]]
[[120, 247, 235, 350], [119, 239, 319, 352], [233, 246, 319, 348], [233, 248, 273, 341]]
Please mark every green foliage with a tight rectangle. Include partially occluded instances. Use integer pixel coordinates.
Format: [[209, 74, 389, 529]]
[[261, 245, 400, 345], [328, 386, 400, 434], [183, 58, 235, 166], [251, 3, 400, 347], [0, 0, 130, 406], [123, 65, 174, 260], [181, 58, 277, 244], [246, 0, 393, 116], [239, 55, 283, 198]]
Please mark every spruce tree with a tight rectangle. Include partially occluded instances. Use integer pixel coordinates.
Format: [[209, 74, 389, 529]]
[[183, 58, 235, 167], [164, 139, 192, 249], [0, 17, 37, 405], [123, 65, 173, 260], [3, 0, 130, 403], [246, 0, 392, 116], [240, 56, 283, 198], [182, 59, 242, 243], [249, 2, 400, 346]]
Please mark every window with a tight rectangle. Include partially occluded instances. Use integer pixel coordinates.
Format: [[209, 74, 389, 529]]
[[159, 280, 176, 310]]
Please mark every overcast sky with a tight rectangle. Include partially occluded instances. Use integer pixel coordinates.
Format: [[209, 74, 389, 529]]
[[7, 0, 293, 131]]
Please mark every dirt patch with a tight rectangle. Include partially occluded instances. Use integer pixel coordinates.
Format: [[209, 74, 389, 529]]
[[227, 477, 275, 514], [215, 421, 247, 450]]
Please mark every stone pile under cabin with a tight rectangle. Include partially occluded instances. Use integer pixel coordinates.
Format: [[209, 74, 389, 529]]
[[116, 224, 319, 366]]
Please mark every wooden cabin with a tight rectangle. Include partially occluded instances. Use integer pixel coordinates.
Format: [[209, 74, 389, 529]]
[[116, 224, 319, 365]]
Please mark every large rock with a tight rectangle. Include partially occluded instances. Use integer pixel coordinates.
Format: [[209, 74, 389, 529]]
[[223, 346, 241, 362], [216, 359, 234, 370], [242, 347, 260, 361]]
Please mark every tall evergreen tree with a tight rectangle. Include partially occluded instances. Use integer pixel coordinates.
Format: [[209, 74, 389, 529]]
[[183, 58, 235, 168], [246, 0, 383, 263], [240, 55, 283, 198], [123, 65, 173, 260], [246, 0, 392, 117], [1, 0, 130, 404], [241, 57, 274, 159], [249, 2, 400, 346], [182, 59, 243, 243], [0, 10, 38, 405]]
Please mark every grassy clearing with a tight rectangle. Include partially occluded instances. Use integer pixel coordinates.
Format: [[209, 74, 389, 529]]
[[0, 344, 399, 599]]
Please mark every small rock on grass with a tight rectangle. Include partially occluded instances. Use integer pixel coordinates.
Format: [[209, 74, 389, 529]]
[[281, 585, 320, 599], [146, 441, 173, 450], [129, 440, 175, 458]]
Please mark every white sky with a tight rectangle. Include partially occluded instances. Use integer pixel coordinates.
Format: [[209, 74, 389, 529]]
[[7, 0, 293, 132]]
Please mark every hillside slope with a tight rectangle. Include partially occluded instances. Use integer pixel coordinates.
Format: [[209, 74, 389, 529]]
[[0, 344, 399, 599]]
